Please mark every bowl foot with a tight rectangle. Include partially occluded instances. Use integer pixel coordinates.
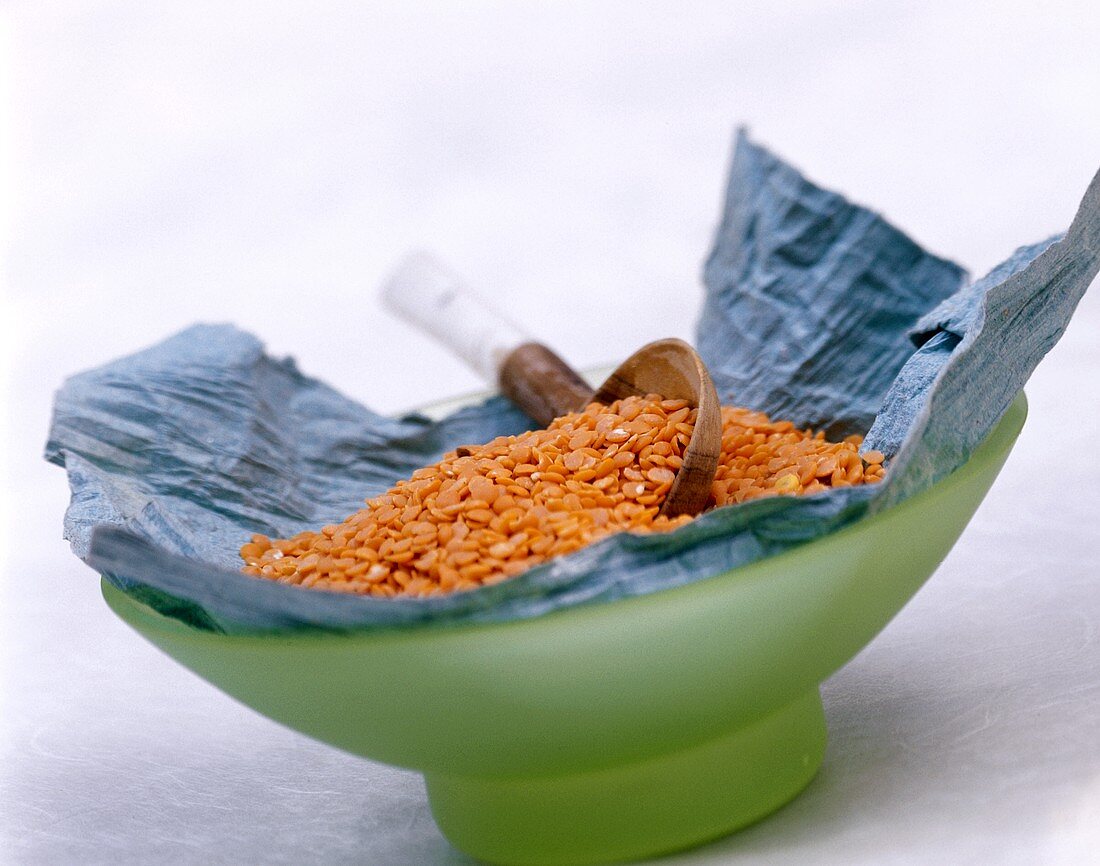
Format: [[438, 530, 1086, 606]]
[[424, 688, 826, 866]]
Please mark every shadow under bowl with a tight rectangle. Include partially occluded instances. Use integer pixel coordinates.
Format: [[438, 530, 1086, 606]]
[[103, 393, 1028, 866]]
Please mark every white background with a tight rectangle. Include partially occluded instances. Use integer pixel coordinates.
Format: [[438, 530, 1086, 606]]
[[2, 2, 1099, 864]]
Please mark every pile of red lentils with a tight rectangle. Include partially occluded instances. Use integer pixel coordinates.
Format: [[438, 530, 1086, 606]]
[[241, 395, 884, 597]]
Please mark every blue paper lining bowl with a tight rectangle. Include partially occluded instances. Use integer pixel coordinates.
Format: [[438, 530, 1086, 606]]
[[102, 390, 1027, 866]]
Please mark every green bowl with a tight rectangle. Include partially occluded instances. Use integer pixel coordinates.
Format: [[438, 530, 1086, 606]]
[[102, 393, 1027, 866]]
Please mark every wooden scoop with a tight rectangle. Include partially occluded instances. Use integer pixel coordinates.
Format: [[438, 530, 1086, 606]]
[[380, 252, 722, 517]]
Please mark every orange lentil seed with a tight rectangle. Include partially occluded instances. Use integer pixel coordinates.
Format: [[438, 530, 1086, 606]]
[[243, 394, 885, 596]]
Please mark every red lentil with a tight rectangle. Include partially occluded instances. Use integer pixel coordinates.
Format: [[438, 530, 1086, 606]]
[[242, 395, 884, 597]]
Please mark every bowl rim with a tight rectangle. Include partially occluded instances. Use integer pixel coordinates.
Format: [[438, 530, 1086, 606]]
[[104, 391, 1029, 644]]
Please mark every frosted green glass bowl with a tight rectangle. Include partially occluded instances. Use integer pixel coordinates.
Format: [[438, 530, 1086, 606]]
[[102, 393, 1027, 866]]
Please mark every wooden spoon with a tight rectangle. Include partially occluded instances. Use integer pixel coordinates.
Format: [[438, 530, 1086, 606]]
[[381, 252, 722, 517]]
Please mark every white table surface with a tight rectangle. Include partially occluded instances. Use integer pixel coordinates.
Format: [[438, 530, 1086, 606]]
[[2, 2, 1099, 863]]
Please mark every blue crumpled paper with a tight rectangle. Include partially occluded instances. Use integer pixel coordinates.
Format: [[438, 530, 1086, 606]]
[[46, 130, 1100, 633]]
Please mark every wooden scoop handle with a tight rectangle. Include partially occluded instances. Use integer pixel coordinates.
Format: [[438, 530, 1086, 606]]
[[380, 251, 531, 383], [381, 252, 592, 425], [499, 343, 592, 427]]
